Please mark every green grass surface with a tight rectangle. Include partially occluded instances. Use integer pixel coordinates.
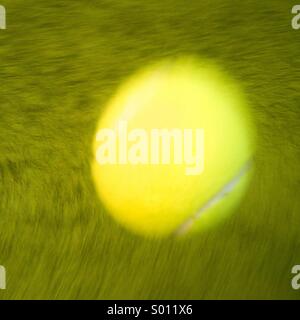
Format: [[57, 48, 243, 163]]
[[0, 0, 299, 299]]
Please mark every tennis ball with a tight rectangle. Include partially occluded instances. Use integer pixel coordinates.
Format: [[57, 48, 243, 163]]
[[92, 57, 255, 237]]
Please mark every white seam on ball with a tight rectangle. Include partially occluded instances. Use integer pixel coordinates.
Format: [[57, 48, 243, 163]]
[[175, 160, 252, 236]]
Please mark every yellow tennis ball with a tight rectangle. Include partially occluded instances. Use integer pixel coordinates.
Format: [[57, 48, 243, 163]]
[[92, 57, 255, 237]]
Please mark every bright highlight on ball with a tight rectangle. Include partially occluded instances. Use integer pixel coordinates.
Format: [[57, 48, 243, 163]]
[[92, 57, 255, 237]]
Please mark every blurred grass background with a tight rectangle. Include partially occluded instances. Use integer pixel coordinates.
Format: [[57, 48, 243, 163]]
[[0, 0, 299, 299]]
